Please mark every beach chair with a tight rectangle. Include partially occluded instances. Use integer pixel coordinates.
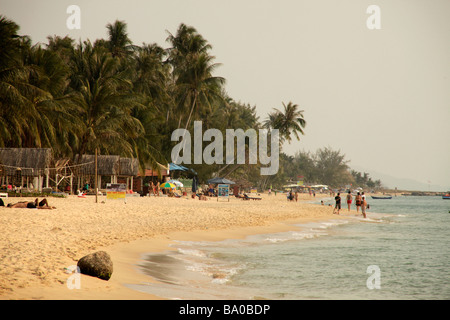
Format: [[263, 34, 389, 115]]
[[244, 193, 262, 200]]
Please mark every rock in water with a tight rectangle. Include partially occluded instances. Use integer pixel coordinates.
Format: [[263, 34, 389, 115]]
[[77, 251, 113, 280]]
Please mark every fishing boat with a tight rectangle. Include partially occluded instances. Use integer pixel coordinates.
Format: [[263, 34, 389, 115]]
[[443, 194, 450, 200], [371, 195, 392, 200]]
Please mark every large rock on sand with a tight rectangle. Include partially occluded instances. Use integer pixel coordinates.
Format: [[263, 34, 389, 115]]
[[77, 251, 113, 281]]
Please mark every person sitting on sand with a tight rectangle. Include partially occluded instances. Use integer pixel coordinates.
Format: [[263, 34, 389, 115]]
[[7, 198, 56, 209]]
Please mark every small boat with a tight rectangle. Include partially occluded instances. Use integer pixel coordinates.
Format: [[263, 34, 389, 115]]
[[371, 195, 392, 200], [443, 194, 450, 200]]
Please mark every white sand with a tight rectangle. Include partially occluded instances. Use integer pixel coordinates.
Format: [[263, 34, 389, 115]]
[[0, 192, 348, 299]]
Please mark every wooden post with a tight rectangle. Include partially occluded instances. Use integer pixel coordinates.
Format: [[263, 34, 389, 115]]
[[95, 148, 98, 203]]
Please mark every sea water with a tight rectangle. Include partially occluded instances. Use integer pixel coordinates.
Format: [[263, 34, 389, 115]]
[[128, 196, 450, 300]]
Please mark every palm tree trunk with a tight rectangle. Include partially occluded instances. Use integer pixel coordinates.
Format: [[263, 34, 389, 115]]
[[173, 92, 198, 163], [184, 91, 198, 131]]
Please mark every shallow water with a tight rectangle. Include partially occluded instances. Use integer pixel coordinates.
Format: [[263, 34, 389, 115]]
[[129, 196, 450, 300]]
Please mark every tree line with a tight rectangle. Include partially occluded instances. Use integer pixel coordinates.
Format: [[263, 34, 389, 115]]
[[0, 16, 382, 190], [269, 147, 383, 190]]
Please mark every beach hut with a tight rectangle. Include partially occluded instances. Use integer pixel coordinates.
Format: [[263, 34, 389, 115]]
[[0, 148, 52, 192], [74, 154, 120, 191], [118, 157, 139, 191]]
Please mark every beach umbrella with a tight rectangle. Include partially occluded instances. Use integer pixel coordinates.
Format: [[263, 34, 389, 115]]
[[160, 182, 176, 189], [207, 177, 235, 185], [168, 179, 183, 187]]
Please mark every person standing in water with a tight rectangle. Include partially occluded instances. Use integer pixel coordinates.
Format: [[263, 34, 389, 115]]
[[333, 193, 341, 215], [361, 196, 367, 218], [355, 192, 362, 213], [346, 191, 353, 211]]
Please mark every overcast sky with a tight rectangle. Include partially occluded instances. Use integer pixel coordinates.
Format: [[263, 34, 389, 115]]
[[2, 0, 450, 190]]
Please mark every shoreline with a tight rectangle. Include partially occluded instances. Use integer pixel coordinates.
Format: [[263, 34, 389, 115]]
[[0, 192, 360, 300]]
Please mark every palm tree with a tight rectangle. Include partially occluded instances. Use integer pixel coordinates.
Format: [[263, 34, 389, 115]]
[[177, 52, 225, 131], [0, 16, 72, 151], [130, 42, 175, 168], [166, 23, 211, 73], [166, 24, 225, 130], [18, 42, 80, 154], [70, 41, 143, 160], [105, 20, 136, 59], [46, 35, 75, 64], [264, 101, 306, 145], [0, 16, 30, 147], [133, 43, 169, 104]]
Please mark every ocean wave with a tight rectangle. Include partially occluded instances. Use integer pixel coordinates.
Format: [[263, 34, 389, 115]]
[[264, 230, 326, 243], [176, 247, 207, 258]]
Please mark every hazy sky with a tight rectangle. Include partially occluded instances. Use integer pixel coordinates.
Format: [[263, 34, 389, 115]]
[[2, 0, 450, 190]]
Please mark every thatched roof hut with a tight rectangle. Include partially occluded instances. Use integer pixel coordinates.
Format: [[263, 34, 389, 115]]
[[119, 158, 139, 177], [0, 148, 52, 176], [74, 154, 120, 176]]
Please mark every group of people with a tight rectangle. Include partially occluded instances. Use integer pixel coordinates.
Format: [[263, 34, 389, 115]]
[[333, 191, 368, 218], [148, 181, 161, 196], [0, 197, 56, 209]]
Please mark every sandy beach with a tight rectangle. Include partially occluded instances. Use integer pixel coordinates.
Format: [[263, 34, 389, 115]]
[[0, 192, 349, 300]]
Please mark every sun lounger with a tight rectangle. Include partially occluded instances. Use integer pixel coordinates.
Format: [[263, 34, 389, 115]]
[[243, 193, 261, 200]]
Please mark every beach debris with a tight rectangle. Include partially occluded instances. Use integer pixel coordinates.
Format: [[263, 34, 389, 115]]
[[77, 251, 113, 281]]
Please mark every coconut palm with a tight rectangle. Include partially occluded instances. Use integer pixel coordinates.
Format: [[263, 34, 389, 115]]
[[105, 20, 136, 59], [166, 24, 225, 130], [133, 43, 170, 104], [166, 23, 211, 74], [0, 17, 71, 150], [264, 101, 306, 145], [0, 16, 30, 147], [177, 52, 225, 130], [69, 41, 143, 160]]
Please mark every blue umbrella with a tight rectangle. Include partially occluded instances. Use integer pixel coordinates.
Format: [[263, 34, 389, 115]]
[[207, 177, 235, 185]]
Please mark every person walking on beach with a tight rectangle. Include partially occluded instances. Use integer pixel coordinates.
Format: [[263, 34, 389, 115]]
[[355, 192, 362, 213], [346, 191, 353, 211], [361, 196, 367, 218], [333, 193, 341, 214]]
